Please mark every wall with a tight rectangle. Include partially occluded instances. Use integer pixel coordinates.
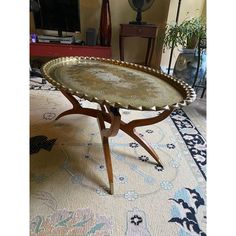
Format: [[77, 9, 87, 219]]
[[80, 0, 206, 69], [109, 0, 171, 68], [31, 0, 171, 68], [79, 0, 171, 68], [30, 0, 205, 69], [202, 0, 206, 19]]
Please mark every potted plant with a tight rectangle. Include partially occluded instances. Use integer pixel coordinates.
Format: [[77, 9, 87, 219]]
[[163, 16, 206, 51], [163, 16, 206, 87]]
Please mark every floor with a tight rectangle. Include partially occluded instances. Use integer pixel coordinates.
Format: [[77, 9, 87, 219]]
[[30, 89, 207, 236]]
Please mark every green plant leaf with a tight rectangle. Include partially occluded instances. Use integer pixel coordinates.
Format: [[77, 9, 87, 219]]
[[163, 16, 206, 50]]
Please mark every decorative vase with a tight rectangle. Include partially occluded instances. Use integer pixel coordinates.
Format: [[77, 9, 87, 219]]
[[100, 0, 112, 46], [173, 48, 206, 86]]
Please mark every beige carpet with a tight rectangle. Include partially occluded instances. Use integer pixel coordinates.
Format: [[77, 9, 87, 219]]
[[30, 87, 206, 236]]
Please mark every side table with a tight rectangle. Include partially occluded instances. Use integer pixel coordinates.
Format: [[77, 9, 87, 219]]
[[119, 24, 158, 66], [41, 56, 196, 194]]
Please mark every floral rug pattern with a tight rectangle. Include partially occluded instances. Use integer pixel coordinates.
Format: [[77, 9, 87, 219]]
[[30, 85, 206, 236], [30, 206, 112, 236]]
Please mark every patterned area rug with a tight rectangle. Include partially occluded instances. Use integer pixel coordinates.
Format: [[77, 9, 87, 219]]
[[30, 83, 207, 236]]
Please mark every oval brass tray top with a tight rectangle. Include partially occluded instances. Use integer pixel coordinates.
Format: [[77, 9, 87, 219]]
[[42, 57, 196, 111]]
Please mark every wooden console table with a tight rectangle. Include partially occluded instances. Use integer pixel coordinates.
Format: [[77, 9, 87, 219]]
[[30, 42, 112, 58], [119, 24, 158, 66]]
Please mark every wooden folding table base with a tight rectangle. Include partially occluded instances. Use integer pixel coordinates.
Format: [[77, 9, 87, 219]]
[[56, 90, 173, 194]]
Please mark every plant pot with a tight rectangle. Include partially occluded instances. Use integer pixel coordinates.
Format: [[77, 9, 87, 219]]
[[173, 49, 206, 86]]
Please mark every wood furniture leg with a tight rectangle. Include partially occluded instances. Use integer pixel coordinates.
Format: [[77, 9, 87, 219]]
[[55, 90, 83, 120], [119, 35, 124, 61], [127, 128, 163, 166], [119, 109, 172, 167], [97, 106, 121, 195], [148, 38, 155, 66], [145, 38, 152, 66], [56, 90, 173, 194]]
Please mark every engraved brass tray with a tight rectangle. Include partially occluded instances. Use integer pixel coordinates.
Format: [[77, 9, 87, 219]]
[[41, 56, 196, 111]]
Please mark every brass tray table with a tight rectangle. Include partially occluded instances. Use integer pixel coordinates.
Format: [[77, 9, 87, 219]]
[[41, 56, 196, 194]]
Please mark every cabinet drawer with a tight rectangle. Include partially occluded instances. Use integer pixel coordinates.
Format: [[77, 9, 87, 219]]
[[120, 24, 157, 38]]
